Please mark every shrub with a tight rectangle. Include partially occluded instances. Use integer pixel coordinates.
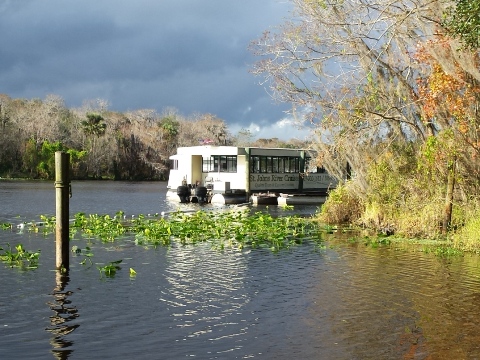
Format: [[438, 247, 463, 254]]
[[318, 182, 363, 225]]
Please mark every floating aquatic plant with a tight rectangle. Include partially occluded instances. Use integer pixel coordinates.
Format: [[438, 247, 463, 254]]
[[71, 245, 94, 265], [4, 208, 325, 251], [0, 209, 327, 275], [29, 209, 324, 251], [1, 223, 12, 230], [73, 212, 126, 242], [132, 209, 322, 251], [39, 215, 56, 233], [0, 243, 40, 269], [97, 260, 122, 278]]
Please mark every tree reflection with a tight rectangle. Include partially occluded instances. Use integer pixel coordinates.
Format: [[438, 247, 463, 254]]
[[46, 271, 79, 360]]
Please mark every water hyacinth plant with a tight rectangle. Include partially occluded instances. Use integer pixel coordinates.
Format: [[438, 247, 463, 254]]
[[0, 204, 461, 284], [97, 260, 122, 278], [3, 209, 325, 251], [1, 222, 13, 230], [0, 209, 327, 274], [73, 212, 126, 242], [39, 215, 56, 233], [0, 243, 40, 269], [131, 209, 321, 251], [71, 245, 94, 265]]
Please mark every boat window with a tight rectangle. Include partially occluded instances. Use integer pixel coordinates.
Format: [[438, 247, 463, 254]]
[[305, 157, 315, 172], [250, 155, 300, 173], [203, 157, 214, 172], [272, 157, 278, 173], [277, 157, 285, 173], [260, 157, 267, 173], [170, 159, 178, 170], [266, 156, 273, 173], [285, 157, 299, 173], [226, 156, 237, 172], [251, 156, 260, 173], [203, 155, 237, 173]]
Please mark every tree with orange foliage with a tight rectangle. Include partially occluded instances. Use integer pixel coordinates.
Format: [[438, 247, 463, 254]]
[[415, 34, 480, 231]]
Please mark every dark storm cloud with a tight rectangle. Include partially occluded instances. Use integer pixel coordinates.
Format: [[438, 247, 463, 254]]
[[0, 0, 295, 136]]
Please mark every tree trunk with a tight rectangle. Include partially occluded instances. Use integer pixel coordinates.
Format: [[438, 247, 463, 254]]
[[442, 157, 456, 234]]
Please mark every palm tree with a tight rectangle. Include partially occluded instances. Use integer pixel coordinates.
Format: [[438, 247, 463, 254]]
[[82, 113, 106, 138], [82, 113, 106, 178]]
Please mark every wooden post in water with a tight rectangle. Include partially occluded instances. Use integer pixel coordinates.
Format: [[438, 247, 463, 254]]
[[55, 151, 70, 271]]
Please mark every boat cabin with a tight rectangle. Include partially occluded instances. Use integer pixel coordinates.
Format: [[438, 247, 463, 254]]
[[166, 146, 338, 204]]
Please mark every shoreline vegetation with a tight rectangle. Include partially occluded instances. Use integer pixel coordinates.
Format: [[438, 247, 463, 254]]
[[0, 94, 308, 182], [248, 2, 480, 252]]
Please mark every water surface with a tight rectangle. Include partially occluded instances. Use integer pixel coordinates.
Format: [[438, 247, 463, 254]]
[[1, 180, 480, 359]]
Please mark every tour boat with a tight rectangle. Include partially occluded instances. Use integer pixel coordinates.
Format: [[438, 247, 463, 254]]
[[166, 145, 338, 205]]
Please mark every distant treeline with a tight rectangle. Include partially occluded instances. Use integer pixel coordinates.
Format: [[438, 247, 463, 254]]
[[0, 94, 308, 180]]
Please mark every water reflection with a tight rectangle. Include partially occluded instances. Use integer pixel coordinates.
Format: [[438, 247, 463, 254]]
[[306, 239, 480, 359], [159, 244, 250, 357], [46, 271, 79, 360]]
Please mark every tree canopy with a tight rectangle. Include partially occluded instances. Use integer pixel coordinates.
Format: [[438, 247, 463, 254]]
[[0, 95, 307, 181], [443, 0, 480, 49], [251, 0, 480, 240]]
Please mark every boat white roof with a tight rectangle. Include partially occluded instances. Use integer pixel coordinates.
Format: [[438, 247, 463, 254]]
[[175, 146, 247, 156], [172, 145, 317, 158]]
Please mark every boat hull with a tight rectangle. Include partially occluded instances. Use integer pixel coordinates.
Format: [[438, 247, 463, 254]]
[[277, 194, 327, 206], [166, 189, 211, 204], [168, 188, 328, 206], [211, 192, 249, 205], [250, 194, 278, 205]]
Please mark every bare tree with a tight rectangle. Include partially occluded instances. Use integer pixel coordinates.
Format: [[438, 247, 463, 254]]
[[187, 113, 230, 145], [250, 0, 480, 234], [250, 0, 452, 186]]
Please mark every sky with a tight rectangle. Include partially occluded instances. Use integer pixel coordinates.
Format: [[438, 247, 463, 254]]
[[0, 0, 313, 140]]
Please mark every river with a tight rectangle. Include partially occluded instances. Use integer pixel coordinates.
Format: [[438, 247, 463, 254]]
[[1, 180, 480, 359]]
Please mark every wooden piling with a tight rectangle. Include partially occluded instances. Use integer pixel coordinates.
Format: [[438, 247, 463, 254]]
[[55, 151, 70, 271]]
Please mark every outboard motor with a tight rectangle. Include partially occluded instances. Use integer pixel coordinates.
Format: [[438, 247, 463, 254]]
[[195, 186, 208, 203], [177, 185, 190, 203]]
